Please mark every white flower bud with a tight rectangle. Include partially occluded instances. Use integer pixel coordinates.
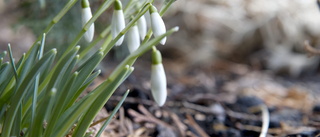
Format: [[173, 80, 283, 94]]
[[151, 64, 167, 106], [151, 48, 167, 106], [111, 0, 125, 46], [82, 7, 95, 42], [150, 6, 166, 45], [137, 15, 147, 40], [127, 25, 140, 53]]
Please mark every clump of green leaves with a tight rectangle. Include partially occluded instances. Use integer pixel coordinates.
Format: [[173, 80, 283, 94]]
[[0, 0, 177, 136]]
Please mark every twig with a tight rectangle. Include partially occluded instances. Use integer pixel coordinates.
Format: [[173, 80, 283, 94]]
[[108, 96, 154, 105], [182, 101, 221, 115], [119, 107, 128, 134], [225, 109, 260, 121], [170, 112, 187, 137], [127, 105, 173, 128], [186, 114, 210, 137], [304, 40, 320, 56]]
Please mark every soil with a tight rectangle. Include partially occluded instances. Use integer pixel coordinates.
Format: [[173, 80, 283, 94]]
[[89, 57, 320, 137]]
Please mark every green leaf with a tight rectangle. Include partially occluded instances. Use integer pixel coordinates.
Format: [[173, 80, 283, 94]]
[[72, 66, 132, 137], [11, 104, 22, 137], [1, 49, 56, 137], [7, 44, 19, 85], [0, 62, 13, 97], [96, 89, 130, 137], [64, 50, 104, 109], [44, 46, 80, 98], [43, 71, 78, 137], [29, 88, 56, 137], [53, 66, 130, 137], [0, 50, 7, 59]]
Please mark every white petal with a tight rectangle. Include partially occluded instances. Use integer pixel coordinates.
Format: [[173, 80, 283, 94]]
[[82, 7, 95, 42], [112, 10, 126, 46], [151, 12, 166, 45], [151, 64, 167, 106], [127, 25, 140, 53], [137, 15, 147, 40]]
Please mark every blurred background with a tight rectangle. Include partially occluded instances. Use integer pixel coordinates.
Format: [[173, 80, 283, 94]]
[[1, 0, 320, 136]]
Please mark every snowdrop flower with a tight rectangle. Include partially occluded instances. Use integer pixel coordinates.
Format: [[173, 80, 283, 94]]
[[151, 47, 167, 106], [150, 5, 166, 45], [81, 0, 94, 42], [127, 24, 140, 53], [111, 0, 125, 46], [137, 15, 147, 40]]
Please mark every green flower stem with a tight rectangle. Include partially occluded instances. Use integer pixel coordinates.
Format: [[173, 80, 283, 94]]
[[123, 0, 134, 12], [95, 89, 130, 137], [101, 3, 152, 54], [160, 0, 176, 15], [78, 0, 145, 60], [141, 0, 175, 43], [26, 0, 78, 57], [78, 27, 111, 60], [109, 27, 178, 81], [78, 0, 141, 60], [65, 0, 115, 55]]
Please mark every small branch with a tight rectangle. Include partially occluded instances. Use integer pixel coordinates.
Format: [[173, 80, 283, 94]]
[[304, 40, 320, 56], [170, 112, 187, 137], [186, 114, 210, 137], [128, 105, 173, 128]]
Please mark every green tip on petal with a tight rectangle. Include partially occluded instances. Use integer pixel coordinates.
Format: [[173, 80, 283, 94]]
[[114, 0, 122, 10], [152, 47, 162, 65], [81, 0, 90, 8], [149, 5, 158, 13]]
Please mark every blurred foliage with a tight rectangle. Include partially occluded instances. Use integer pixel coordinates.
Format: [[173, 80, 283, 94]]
[[16, 0, 101, 57]]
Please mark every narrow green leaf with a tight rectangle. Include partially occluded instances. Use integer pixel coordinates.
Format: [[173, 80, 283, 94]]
[[44, 46, 80, 98], [64, 51, 104, 109], [0, 50, 7, 59], [53, 66, 130, 137], [96, 89, 130, 137], [25, 0, 78, 59], [29, 88, 56, 137], [7, 44, 19, 84], [0, 62, 13, 97], [30, 33, 46, 135], [11, 104, 22, 137], [16, 42, 40, 86], [64, 0, 115, 56], [43, 71, 78, 137], [72, 66, 132, 137], [1, 49, 56, 137]]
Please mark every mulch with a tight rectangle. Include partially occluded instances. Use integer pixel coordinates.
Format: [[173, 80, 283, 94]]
[[88, 57, 320, 137]]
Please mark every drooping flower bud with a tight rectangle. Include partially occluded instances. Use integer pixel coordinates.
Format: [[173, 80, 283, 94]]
[[137, 15, 147, 40], [151, 47, 167, 106], [127, 24, 140, 53], [111, 0, 125, 46], [81, 0, 95, 42], [150, 6, 166, 45]]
